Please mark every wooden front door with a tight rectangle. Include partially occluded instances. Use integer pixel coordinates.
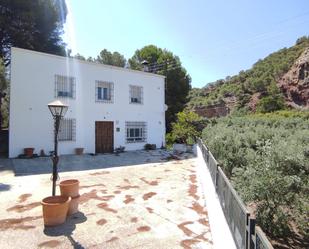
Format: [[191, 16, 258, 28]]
[[95, 121, 114, 153]]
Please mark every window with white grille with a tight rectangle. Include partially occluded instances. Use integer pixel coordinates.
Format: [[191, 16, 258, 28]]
[[55, 75, 76, 99], [95, 81, 114, 103], [129, 85, 143, 104], [59, 119, 76, 141], [125, 122, 147, 143]]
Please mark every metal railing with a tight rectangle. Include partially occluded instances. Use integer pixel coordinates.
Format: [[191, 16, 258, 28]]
[[197, 139, 273, 249]]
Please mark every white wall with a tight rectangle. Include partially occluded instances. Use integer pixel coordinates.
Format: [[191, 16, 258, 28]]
[[9, 47, 166, 158], [196, 145, 237, 249]]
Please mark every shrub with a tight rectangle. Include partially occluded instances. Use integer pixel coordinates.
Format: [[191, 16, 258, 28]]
[[169, 111, 205, 144], [202, 113, 309, 240], [256, 95, 285, 113]]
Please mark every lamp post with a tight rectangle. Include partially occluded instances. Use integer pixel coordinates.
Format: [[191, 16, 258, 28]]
[[48, 100, 68, 196]]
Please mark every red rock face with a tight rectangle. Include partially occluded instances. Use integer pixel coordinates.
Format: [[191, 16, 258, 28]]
[[194, 103, 230, 118], [278, 48, 309, 109], [248, 93, 262, 112]]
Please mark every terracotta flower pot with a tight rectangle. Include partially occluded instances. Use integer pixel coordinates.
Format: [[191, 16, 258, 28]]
[[41, 196, 71, 226], [75, 148, 84, 155], [24, 147, 34, 157], [68, 195, 80, 215], [59, 179, 79, 198]]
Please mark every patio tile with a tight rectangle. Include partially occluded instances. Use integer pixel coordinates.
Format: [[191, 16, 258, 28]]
[[0, 151, 213, 248]]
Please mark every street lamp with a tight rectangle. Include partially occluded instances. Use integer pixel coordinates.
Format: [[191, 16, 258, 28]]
[[48, 100, 68, 196]]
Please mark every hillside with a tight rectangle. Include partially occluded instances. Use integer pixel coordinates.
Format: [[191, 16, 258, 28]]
[[187, 36, 309, 117]]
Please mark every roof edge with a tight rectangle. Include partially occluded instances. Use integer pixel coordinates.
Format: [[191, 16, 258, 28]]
[[11, 47, 166, 79]]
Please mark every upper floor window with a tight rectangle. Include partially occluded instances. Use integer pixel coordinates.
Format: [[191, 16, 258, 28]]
[[95, 81, 114, 103], [129, 85, 143, 104], [55, 75, 75, 99], [59, 118, 76, 141]]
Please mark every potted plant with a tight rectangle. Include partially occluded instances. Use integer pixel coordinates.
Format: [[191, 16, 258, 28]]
[[114, 146, 125, 155], [75, 147, 84, 155], [169, 111, 203, 153], [24, 147, 34, 157], [144, 144, 156, 150], [185, 137, 195, 153], [41, 100, 70, 227]]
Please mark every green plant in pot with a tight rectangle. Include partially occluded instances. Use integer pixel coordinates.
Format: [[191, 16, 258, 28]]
[[41, 100, 71, 227], [169, 111, 206, 152]]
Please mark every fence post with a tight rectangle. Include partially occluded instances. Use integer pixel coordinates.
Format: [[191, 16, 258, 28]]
[[215, 163, 219, 188], [248, 217, 256, 249], [244, 213, 249, 249]]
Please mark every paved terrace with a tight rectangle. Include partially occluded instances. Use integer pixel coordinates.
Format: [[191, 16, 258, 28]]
[[0, 150, 235, 249]]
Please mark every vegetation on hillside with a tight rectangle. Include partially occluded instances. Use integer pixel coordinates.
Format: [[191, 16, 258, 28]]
[[202, 111, 309, 248], [187, 36, 309, 113]]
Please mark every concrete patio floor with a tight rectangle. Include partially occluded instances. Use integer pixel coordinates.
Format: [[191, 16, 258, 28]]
[[0, 152, 214, 249]]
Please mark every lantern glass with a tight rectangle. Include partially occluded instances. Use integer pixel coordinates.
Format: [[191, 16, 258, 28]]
[[48, 100, 68, 118]]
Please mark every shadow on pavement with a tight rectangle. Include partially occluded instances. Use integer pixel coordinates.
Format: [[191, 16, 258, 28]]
[[0, 183, 11, 191], [12, 150, 195, 176], [44, 212, 87, 249]]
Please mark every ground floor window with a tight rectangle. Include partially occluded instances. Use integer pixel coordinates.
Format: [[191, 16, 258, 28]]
[[59, 118, 76, 141], [125, 121, 147, 143]]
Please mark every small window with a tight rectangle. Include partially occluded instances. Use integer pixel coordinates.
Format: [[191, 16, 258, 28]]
[[129, 85, 143, 104], [125, 122, 147, 143], [55, 75, 75, 99], [59, 119, 76, 141], [96, 81, 114, 103]]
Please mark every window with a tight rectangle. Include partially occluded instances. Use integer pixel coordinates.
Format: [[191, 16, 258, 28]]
[[96, 81, 114, 103], [59, 119, 76, 141], [55, 75, 75, 99], [125, 122, 147, 143], [129, 85, 143, 104]]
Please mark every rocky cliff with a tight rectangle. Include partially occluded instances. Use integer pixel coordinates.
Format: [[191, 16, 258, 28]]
[[278, 48, 309, 109], [194, 103, 230, 118]]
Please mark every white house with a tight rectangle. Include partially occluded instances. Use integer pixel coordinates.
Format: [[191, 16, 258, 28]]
[[9, 47, 166, 158]]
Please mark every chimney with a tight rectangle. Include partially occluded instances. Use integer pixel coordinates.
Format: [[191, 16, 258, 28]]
[[141, 60, 149, 72]]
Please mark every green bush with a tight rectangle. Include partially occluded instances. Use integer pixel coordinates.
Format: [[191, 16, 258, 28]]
[[165, 133, 175, 149], [256, 95, 285, 113], [168, 111, 205, 144]]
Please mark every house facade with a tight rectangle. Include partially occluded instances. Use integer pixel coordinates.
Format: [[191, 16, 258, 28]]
[[9, 47, 166, 158]]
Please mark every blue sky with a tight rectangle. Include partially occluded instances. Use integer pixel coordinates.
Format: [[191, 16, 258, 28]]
[[63, 0, 309, 88]]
